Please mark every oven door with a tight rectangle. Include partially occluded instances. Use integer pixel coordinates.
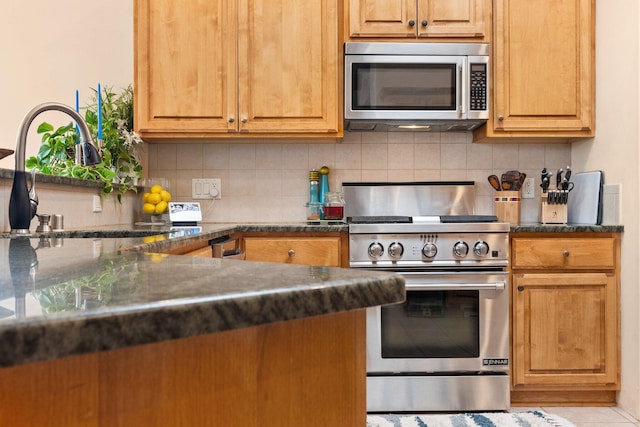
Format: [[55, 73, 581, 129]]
[[367, 271, 509, 374]]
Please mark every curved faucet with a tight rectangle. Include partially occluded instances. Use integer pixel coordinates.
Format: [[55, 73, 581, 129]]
[[9, 102, 101, 234]]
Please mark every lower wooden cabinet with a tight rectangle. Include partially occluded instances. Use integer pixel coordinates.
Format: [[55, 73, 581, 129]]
[[510, 233, 621, 405], [243, 235, 344, 267], [0, 310, 366, 426]]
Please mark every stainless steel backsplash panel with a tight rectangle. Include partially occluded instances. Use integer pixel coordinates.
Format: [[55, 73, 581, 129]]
[[342, 182, 476, 218]]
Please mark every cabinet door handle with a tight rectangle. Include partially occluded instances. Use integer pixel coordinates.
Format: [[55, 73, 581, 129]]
[[228, 117, 235, 123], [408, 19, 415, 27], [517, 285, 525, 292], [498, 115, 504, 122], [563, 250, 570, 257], [241, 116, 248, 123], [288, 249, 295, 257], [421, 20, 428, 27]]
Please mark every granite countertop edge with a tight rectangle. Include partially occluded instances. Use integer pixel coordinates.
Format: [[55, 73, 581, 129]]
[[511, 223, 624, 233], [0, 270, 404, 368], [0, 223, 402, 368]]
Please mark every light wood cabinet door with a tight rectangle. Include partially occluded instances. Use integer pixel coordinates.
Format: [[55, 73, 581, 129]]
[[135, 0, 237, 134], [512, 237, 616, 269], [510, 233, 620, 405], [474, 0, 595, 142], [134, 0, 341, 139], [244, 237, 341, 267], [512, 272, 618, 389], [238, 0, 340, 135], [347, 0, 487, 40]]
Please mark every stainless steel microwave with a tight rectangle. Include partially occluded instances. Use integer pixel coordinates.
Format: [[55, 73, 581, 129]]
[[344, 42, 489, 132]]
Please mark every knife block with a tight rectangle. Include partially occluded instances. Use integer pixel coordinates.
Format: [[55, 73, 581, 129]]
[[540, 195, 567, 224], [494, 191, 520, 225]]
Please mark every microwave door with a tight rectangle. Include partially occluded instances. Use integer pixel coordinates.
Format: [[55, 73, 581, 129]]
[[345, 55, 465, 121]]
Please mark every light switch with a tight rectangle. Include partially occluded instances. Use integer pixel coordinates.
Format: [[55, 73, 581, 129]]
[[192, 178, 222, 199]]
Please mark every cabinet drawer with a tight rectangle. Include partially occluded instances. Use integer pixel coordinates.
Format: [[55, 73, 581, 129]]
[[512, 238, 615, 269], [244, 237, 341, 267]]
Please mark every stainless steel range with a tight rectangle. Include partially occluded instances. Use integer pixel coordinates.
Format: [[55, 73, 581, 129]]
[[344, 182, 510, 412]]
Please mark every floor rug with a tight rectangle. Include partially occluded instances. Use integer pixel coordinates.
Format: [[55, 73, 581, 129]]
[[367, 410, 575, 427]]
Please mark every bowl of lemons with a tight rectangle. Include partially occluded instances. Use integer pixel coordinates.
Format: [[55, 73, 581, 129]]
[[135, 179, 172, 225]]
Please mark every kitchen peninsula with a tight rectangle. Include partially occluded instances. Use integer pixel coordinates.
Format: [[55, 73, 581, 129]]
[[0, 232, 404, 426]]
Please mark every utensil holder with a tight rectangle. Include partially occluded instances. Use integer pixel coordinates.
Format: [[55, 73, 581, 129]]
[[494, 191, 520, 224], [540, 195, 568, 224]]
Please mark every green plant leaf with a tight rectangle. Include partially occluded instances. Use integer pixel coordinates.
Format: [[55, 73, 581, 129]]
[[37, 122, 54, 134], [28, 84, 143, 202]]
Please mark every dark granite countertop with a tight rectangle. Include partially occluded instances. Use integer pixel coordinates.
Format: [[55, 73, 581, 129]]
[[0, 227, 403, 368], [511, 223, 623, 233]]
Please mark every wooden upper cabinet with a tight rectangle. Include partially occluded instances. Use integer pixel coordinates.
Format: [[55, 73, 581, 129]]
[[134, 0, 236, 134], [347, 0, 488, 41], [238, 0, 340, 135], [134, 0, 341, 139], [474, 0, 595, 142]]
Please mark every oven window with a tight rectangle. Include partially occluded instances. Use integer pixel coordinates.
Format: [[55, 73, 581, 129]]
[[380, 290, 479, 358], [352, 63, 456, 110]]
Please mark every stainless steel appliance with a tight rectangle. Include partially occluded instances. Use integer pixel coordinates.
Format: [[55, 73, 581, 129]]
[[345, 182, 510, 412], [344, 43, 489, 132]]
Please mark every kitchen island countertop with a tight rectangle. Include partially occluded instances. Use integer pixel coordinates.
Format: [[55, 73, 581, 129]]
[[0, 229, 403, 368]]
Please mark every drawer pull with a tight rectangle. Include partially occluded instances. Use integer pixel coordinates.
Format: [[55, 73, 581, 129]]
[[563, 250, 570, 258], [517, 285, 525, 292], [288, 249, 295, 257]]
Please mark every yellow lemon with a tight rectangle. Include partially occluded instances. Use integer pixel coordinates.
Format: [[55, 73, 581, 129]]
[[147, 193, 162, 205], [143, 203, 156, 214], [155, 201, 168, 214], [160, 190, 171, 202], [150, 253, 168, 263], [143, 192, 151, 203], [150, 184, 163, 194]]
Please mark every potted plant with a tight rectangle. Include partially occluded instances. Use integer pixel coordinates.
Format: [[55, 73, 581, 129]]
[[26, 84, 143, 201]]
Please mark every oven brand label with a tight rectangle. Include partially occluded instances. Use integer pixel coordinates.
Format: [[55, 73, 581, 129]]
[[483, 358, 509, 366]]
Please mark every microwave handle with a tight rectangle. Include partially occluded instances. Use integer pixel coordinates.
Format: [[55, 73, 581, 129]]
[[458, 63, 466, 118]]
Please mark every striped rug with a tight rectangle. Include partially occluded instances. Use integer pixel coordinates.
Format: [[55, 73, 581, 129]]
[[367, 410, 575, 427]]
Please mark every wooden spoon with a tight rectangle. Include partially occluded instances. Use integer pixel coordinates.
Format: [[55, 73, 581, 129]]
[[488, 175, 501, 191]]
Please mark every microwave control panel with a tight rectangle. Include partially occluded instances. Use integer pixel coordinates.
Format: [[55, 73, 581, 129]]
[[469, 63, 487, 111]]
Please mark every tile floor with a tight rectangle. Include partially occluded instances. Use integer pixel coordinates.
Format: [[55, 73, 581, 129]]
[[509, 406, 640, 426]]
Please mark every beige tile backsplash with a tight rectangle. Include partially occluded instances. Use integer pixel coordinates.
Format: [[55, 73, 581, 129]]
[[0, 181, 138, 232], [146, 131, 571, 224], [0, 131, 570, 231]]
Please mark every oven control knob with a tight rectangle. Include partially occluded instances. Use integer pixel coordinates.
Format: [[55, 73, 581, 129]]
[[453, 241, 469, 258], [422, 242, 437, 258], [388, 242, 404, 259], [473, 241, 490, 257], [368, 242, 384, 258]]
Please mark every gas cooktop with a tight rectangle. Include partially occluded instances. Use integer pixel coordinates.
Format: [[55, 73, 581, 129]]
[[348, 215, 498, 224]]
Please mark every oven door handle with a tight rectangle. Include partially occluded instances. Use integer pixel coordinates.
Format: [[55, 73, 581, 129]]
[[405, 281, 506, 291]]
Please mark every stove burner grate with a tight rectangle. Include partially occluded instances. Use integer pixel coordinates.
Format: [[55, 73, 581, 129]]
[[348, 216, 412, 224], [439, 215, 498, 223]]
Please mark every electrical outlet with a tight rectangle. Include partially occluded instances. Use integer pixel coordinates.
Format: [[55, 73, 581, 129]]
[[92, 195, 102, 212], [522, 177, 535, 199], [192, 178, 221, 199]]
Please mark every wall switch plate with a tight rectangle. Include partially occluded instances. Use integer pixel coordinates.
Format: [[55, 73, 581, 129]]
[[522, 177, 535, 199], [192, 178, 221, 199], [92, 194, 102, 212]]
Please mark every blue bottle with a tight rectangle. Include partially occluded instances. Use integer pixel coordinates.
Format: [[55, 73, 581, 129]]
[[319, 165, 330, 204], [318, 165, 330, 219]]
